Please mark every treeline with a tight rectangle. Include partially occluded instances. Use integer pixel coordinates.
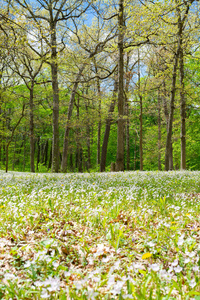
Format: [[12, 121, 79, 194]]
[[0, 0, 199, 173]]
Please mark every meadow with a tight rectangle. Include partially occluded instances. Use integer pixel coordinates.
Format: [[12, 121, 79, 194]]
[[0, 170, 200, 300]]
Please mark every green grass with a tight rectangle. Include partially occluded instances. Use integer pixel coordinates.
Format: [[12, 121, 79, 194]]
[[0, 170, 200, 299]]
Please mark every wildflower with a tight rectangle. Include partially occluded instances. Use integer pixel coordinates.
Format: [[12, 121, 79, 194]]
[[40, 289, 50, 298], [52, 261, 59, 268], [160, 270, 172, 281], [147, 241, 155, 247], [123, 295, 134, 299], [189, 279, 196, 288], [24, 261, 31, 268], [192, 266, 199, 272], [149, 263, 160, 272], [178, 234, 184, 246], [188, 251, 195, 258], [4, 273, 16, 280], [184, 258, 190, 264], [142, 252, 152, 259], [171, 259, 178, 267], [102, 256, 110, 263], [45, 276, 61, 292], [174, 265, 183, 273]]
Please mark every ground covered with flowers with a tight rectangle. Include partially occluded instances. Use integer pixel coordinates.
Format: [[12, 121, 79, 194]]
[[0, 171, 200, 299]]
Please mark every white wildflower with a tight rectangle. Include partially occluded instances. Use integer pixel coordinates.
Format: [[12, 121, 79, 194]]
[[149, 263, 160, 272], [174, 265, 182, 273]]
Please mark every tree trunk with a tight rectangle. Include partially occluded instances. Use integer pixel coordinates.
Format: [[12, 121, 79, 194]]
[[139, 95, 143, 171], [116, 0, 125, 172], [44, 140, 48, 166], [165, 52, 179, 171], [100, 79, 118, 172], [97, 85, 101, 167], [37, 136, 40, 171], [126, 103, 130, 171], [50, 26, 60, 173], [179, 37, 186, 170], [61, 65, 86, 172], [29, 83, 35, 172], [23, 131, 26, 172], [134, 133, 137, 170], [48, 142, 52, 170], [138, 49, 143, 171], [158, 92, 161, 170], [12, 138, 17, 170]]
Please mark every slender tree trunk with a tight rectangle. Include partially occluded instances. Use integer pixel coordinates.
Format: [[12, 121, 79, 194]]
[[179, 38, 186, 170], [44, 140, 48, 166], [97, 79, 101, 166], [165, 52, 179, 171], [100, 79, 118, 172], [12, 138, 17, 170], [29, 83, 35, 172], [139, 95, 143, 171], [126, 103, 130, 171], [37, 136, 40, 171], [169, 142, 174, 170], [48, 142, 52, 170], [5, 104, 25, 173], [134, 133, 137, 170], [138, 50, 143, 171], [158, 92, 161, 170], [85, 99, 91, 171], [50, 26, 60, 173], [116, 0, 124, 172], [23, 131, 26, 172], [61, 65, 86, 172]]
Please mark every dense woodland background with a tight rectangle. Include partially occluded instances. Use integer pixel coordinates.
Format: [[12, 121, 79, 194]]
[[0, 0, 199, 173]]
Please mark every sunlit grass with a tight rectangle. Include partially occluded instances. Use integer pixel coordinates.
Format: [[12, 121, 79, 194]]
[[0, 170, 200, 299]]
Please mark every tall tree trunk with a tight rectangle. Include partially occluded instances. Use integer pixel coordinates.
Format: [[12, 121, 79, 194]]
[[139, 94, 143, 171], [126, 101, 130, 171], [37, 136, 40, 171], [61, 65, 86, 172], [179, 35, 186, 170], [29, 83, 35, 172], [100, 79, 118, 172], [116, 0, 124, 172], [165, 52, 179, 171], [85, 99, 91, 171], [48, 142, 52, 170], [138, 49, 143, 171], [44, 140, 49, 166], [97, 78, 101, 166], [23, 131, 26, 172], [50, 25, 60, 173], [12, 138, 17, 170], [134, 132, 137, 170], [158, 92, 161, 170], [5, 104, 25, 173]]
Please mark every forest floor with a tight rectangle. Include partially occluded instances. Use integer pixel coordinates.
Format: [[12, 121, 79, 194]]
[[0, 170, 200, 300]]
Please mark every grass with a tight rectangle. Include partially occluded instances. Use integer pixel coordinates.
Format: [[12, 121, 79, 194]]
[[0, 170, 200, 300]]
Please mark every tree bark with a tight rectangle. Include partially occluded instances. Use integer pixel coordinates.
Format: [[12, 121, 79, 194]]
[[158, 91, 161, 170], [116, 0, 125, 172], [164, 52, 179, 171], [51, 25, 60, 173], [23, 131, 26, 172], [61, 65, 86, 172], [29, 82, 35, 172], [37, 136, 40, 171], [100, 79, 118, 172], [179, 31, 186, 169], [138, 49, 143, 171], [6, 104, 25, 173]]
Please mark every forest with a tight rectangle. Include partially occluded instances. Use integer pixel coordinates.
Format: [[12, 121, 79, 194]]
[[0, 0, 200, 173]]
